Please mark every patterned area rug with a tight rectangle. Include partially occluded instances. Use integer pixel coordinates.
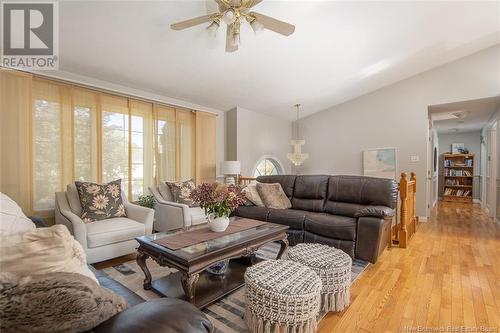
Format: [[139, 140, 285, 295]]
[[100, 243, 369, 333]]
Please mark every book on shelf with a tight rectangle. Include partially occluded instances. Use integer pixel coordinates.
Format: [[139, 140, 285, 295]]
[[444, 188, 472, 197], [444, 159, 473, 168], [445, 169, 472, 176]]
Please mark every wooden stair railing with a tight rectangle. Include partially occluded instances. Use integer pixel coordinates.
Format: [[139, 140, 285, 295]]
[[238, 176, 256, 186], [397, 172, 418, 248]]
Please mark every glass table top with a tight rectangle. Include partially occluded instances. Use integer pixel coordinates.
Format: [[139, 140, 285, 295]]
[[136, 218, 287, 261]]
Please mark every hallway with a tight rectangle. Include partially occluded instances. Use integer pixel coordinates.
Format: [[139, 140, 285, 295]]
[[318, 202, 500, 333]]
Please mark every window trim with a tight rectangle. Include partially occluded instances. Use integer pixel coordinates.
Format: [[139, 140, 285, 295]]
[[252, 156, 285, 178]]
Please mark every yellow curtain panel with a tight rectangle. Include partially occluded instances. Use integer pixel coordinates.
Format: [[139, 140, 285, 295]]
[[0, 70, 32, 214], [0, 69, 217, 215]]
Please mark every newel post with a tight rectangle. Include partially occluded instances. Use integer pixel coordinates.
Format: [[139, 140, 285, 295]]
[[399, 172, 408, 248], [411, 172, 418, 227]]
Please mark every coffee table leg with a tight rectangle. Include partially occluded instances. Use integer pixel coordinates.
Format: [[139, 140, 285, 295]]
[[277, 236, 289, 259], [181, 273, 199, 304], [136, 250, 152, 290]]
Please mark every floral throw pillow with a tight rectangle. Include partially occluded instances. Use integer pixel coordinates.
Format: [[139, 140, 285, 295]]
[[166, 180, 197, 207], [75, 179, 127, 223]]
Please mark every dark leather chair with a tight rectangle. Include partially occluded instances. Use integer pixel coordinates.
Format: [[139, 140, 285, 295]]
[[234, 175, 397, 263], [91, 268, 213, 333]]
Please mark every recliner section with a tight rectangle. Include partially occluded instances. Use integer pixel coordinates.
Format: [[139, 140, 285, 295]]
[[233, 174, 397, 263]]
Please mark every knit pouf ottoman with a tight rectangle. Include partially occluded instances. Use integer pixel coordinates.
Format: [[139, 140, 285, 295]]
[[288, 243, 352, 312], [244, 260, 321, 333]]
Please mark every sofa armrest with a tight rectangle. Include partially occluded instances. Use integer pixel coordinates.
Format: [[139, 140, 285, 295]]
[[154, 202, 189, 231], [93, 298, 213, 333], [356, 216, 391, 263], [54, 192, 88, 249], [354, 205, 395, 219], [124, 201, 154, 235]]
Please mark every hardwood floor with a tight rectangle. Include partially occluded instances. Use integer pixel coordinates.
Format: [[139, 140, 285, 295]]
[[318, 202, 500, 333]]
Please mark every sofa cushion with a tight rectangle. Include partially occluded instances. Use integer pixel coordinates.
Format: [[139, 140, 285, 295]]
[[304, 232, 355, 258], [86, 218, 145, 248], [355, 205, 395, 218], [323, 201, 369, 218], [158, 182, 173, 202], [291, 175, 329, 212], [256, 175, 296, 198], [166, 179, 197, 207], [243, 184, 265, 207], [0, 192, 35, 235], [0, 272, 127, 333], [267, 209, 307, 229], [233, 206, 269, 222], [75, 179, 127, 222], [0, 225, 98, 283], [325, 176, 398, 215], [304, 213, 356, 241], [66, 183, 83, 216], [256, 183, 292, 209]]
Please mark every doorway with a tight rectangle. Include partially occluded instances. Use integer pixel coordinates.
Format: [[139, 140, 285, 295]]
[[428, 96, 500, 216]]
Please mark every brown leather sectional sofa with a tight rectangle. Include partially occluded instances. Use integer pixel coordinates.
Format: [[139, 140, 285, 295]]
[[234, 175, 398, 263]]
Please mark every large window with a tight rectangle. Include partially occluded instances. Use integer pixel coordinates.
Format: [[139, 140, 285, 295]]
[[0, 70, 218, 215], [32, 83, 62, 210], [253, 158, 284, 178], [101, 95, 130, 196]]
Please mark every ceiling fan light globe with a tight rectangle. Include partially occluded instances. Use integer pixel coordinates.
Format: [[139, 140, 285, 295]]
[[206, 21, 219, 37], [250, 19, 264, 34], [231, 32, 240, 47], [222, 9, 236, 25]]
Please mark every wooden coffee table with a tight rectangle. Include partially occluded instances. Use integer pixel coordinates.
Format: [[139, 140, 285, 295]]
[[135, 217, 289, 308]]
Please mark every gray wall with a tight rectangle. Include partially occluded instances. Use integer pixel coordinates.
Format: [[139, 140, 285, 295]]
[[437, 131, 481, 199], [225, 107, 292, 177], [296, 45, 500, 217]]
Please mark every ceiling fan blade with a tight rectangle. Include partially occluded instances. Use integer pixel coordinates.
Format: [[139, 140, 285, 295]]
[[171, 13, 215, 30], [251, 12, 295, 36], [226, 24, 238, 52], [213, 0, 228, 11]]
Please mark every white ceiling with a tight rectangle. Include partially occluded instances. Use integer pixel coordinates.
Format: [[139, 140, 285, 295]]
[[56, 1, 500, 120], [429, 96, 500, 134]]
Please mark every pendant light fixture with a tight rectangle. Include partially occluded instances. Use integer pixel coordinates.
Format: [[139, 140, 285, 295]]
[[287, 104, 309, 166]]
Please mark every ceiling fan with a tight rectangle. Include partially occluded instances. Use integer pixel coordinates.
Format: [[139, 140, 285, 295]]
[[170, 0, 295, 52]]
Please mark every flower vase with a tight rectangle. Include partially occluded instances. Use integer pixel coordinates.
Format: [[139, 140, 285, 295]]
[[207, 214, 230, 232]]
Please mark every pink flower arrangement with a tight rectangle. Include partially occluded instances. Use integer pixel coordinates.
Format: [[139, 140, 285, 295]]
[[189, 182, 246, 218]]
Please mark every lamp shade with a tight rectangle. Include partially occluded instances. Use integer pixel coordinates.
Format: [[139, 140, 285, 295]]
[[221, 161, 241, 175]]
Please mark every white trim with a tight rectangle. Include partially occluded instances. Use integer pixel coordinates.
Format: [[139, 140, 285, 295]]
[[473, 199, 482, 204], [252, 155, 286, 178], [418, 216, 428, 222]]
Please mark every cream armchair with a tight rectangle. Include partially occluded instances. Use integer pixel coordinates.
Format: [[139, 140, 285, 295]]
[[55, 184, 154, 264], [149, 183, 207, 232]]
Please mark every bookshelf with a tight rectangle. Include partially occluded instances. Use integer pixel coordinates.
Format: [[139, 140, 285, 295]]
[[443, 153, 474, 203]]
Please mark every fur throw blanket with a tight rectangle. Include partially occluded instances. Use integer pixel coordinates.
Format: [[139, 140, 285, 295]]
[[0, 272, 127, 333]]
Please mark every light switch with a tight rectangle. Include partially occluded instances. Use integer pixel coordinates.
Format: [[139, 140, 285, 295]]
[[410, 155, 419, 162]]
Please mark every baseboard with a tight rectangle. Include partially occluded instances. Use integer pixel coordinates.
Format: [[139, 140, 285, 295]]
[[473, 199, 481, 204], [418, 216, 428, 222]]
